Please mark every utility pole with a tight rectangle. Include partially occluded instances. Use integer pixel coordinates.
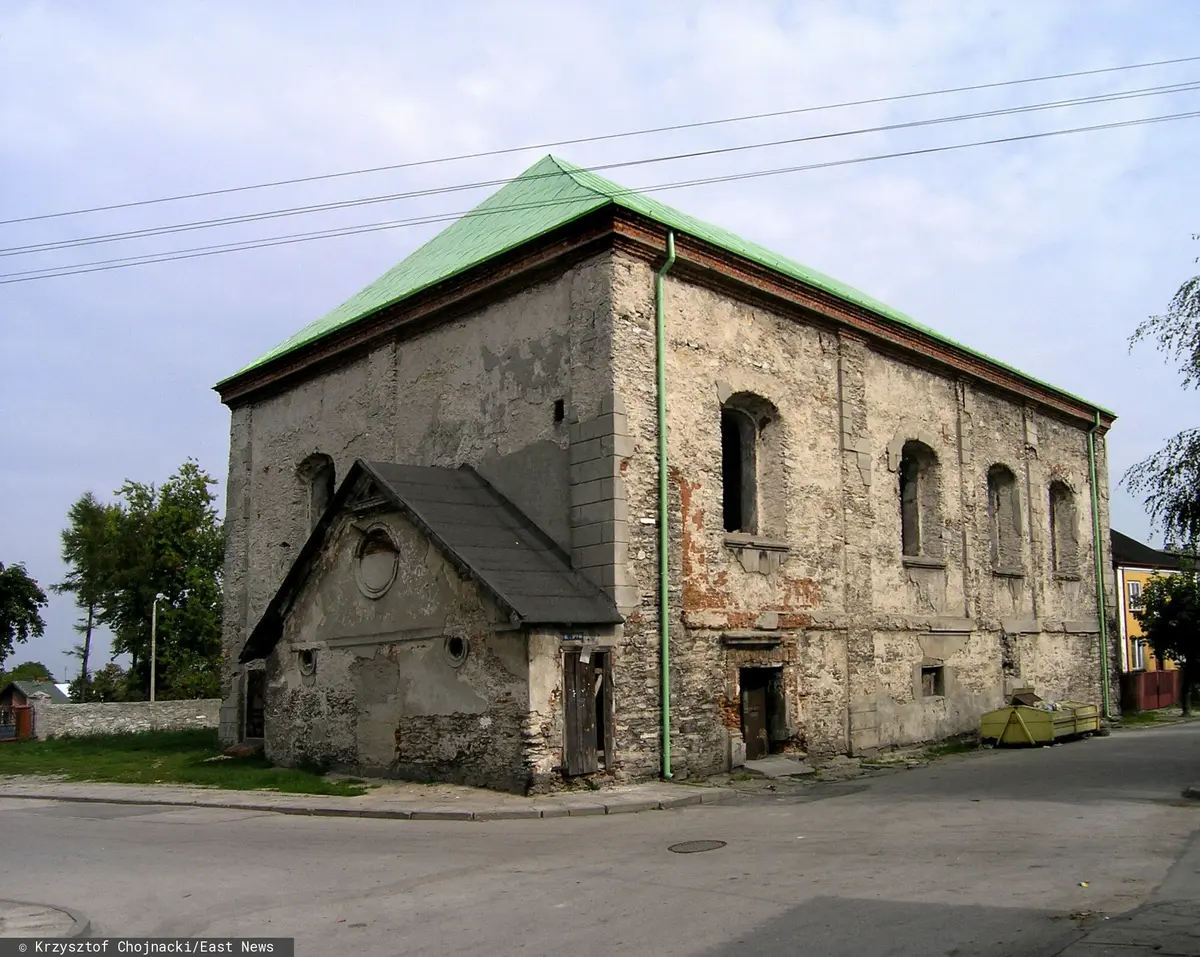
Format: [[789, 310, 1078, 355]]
[[151, 592, 165, 703]]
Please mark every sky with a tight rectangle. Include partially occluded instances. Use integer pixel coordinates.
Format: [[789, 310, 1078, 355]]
[[1, 0, 1198, 683]]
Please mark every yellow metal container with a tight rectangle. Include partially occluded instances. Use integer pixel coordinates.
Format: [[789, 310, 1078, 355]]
[[979, 701, 1100, 746]]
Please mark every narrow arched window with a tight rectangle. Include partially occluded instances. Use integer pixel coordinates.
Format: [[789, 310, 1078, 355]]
[[898, 440, 939, 558], [719, 392, 783, 538], [721, 407, 757, 533], [1048, 481, 1078, 572], [297, 454, 335, 532], [987, 465, 1022, 570]]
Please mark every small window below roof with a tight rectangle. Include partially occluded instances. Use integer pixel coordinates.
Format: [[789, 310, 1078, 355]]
[[356, 525, 399, 599]]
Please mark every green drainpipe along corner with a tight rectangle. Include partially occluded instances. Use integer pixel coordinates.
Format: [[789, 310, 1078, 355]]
[[656, 230, 676, 779], [1087, 411, 1112, 718]]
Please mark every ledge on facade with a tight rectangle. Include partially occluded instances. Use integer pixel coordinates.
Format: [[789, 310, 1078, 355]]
[[720, 630, 783, 648], [928, 617, 974, 634], [991, 566, 1026, 579], [723, 533, 790, 552], [901, 555, 947, 570], [724, 533, 790, 576], [1052, 571, 1082, 582]]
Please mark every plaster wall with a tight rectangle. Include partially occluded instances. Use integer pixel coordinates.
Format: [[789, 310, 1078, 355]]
[[265, 509, 534, 792], [221, 254, 615, 744], [607, 250, 1113, 768]]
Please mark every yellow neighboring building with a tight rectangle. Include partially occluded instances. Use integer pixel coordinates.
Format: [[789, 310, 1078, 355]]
[[1112, 530, 1181, 674]]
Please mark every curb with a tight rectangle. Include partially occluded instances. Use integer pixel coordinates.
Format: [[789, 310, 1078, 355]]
[[0, 788, 731, 822], [0, 899, 90, 938]]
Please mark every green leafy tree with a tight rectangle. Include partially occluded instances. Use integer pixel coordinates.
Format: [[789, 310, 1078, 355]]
[[1133, 563, 1200, 714], [1126, 234, 1200, 545], [53, 492, 118, 702], [0, 661, 55, 684], [98, 460, 224, 700], [0, 562, 48, 669], [73, 662, 139, 702]]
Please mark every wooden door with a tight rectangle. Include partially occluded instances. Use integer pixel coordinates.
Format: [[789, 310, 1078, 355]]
[[742, 683, 768, 760], [564, 652, 599, 775]]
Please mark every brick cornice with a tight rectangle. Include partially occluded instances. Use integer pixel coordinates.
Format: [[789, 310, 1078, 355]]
[[612, 213, 1114, 430], [216, 209, 619, 407], [218, 207, 1114, 432]]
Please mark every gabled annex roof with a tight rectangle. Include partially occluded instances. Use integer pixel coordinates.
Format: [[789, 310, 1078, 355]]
[[1, 679, 70, 704], [218, 155, 1112, 418], [240, 459, 621, 663], [1111, 529, 1184, 572]]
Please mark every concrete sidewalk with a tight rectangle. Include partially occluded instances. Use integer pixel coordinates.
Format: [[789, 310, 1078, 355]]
[[0, 775, 731, 821], [0, 899, 89, 938]]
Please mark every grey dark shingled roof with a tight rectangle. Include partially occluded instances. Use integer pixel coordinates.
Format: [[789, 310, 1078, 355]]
[[240, 459, 621, 663], [1111, 529, 1183, 571], [1, 680, 70, 704]]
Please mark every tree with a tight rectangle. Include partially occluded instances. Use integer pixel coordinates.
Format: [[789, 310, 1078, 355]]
[[0, 562, 48, 669], [0, 661, 55, 684], [97, 460, 224, 700], [74, 662, 139, 703], [1126, 234, 1200, 545], [1133, 563, 1200, 714], [53, 492, 118, 702]]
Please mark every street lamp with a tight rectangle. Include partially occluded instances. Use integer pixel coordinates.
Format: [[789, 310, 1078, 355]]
[[151, 592, 166, 703]]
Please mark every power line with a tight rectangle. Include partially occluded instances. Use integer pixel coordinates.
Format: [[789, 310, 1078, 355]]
[[4, 107, 1196, 286], [4, 78, 1197, 259], [4, 52, 1200, 227]]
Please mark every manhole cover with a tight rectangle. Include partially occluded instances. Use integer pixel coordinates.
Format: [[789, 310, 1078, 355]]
[[668, 840, 727, 854]]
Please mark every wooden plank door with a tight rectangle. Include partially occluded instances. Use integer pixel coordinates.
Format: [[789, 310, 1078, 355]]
[[564, 652, 599, 775]]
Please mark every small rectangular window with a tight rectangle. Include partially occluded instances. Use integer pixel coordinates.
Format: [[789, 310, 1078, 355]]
[[1128, 581, 1142, 611], [921, 665, 945, 698]]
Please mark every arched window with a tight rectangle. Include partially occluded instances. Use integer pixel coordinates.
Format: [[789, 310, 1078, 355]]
[[297, 454, 335, 532], [722, 407, 757, 533], [987, 465, 1022, 570], [1048, 481, 1078, 572], [898, 441, 940, 558], [720, 393, 782, 537]]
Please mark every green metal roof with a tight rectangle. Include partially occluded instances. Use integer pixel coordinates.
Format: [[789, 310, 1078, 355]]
[[219, 155, 1113, 416]]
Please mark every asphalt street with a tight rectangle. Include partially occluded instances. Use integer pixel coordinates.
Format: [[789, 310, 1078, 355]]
[[2, 723, 1198, 957]]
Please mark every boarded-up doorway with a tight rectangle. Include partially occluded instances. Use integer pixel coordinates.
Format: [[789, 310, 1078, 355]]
[[740, 666, 785, 760], [564, 649, 614, 776]]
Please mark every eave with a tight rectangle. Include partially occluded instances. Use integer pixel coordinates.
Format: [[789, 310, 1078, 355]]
[[217, 208, 1115, 431]]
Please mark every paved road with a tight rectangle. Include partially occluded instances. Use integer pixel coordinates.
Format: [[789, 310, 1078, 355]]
[[2, 724, 1198, 956]]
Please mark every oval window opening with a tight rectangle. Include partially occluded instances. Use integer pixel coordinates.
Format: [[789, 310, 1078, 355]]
[[357, 528, 399, 598], [445, 635, 469, 667]]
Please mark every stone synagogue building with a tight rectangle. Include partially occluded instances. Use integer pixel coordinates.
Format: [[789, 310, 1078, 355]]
[[216, 156, 1118, 793]]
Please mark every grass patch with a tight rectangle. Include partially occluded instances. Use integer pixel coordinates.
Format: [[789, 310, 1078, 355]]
[[924, 739, 979, 760], [0, 729, 367, 796], [1117, 710, 1163, 726]]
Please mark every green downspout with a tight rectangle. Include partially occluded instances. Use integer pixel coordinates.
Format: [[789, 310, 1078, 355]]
[[656, 230, 676, 779], [1087, 411, 1112, 718]]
